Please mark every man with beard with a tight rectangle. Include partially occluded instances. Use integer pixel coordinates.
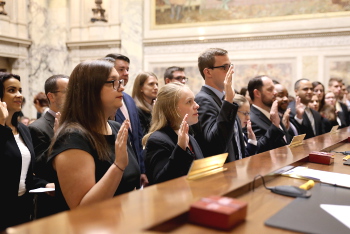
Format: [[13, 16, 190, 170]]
[[275, 83, 298, 137], [288, 78, 324, 139], [248, 75, 291, 153]]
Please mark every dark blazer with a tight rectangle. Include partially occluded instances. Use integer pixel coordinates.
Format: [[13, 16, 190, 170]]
[[144, 125, 204, 185], [137, 107, 152, 137], [28, 112, 55, 179], [288, 101, 324, 139], [249, 105, 290, 153], [115, 92, 145, 173], [0, 123, 47, 230], [338, 102, 349, 128], [192, 86, 239, 162], [28, 112, 58, 219]]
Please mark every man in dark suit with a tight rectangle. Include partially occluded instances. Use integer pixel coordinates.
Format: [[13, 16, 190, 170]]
[[105, 53, 148, 187], [248, 76, 291, 153], [28, 74, 69, 218], [192, 48, 240, 162], [163, 66, 188, 84], [275, 83, 298, 137], [328, 77, 349, 128], [288, 78, 324, 139]]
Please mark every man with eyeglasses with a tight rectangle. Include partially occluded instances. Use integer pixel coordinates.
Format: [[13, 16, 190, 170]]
[[104, 53, 148, 187], [192, 48, 243, 162], [248, 75, 292, 153], [29, 74, 69, 218], [164, 66, 188, 84], [288, 78, 324, 139], [328, 77, 349, 127]]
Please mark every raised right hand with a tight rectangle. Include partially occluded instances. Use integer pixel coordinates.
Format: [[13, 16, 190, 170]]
[[177, 114, 189, 151], [0, 98, 8, 126], [270, 100, 280, 127], [224, 65, 235, 103], [114, 119, 129, 170], [295, 96, 305, 119]]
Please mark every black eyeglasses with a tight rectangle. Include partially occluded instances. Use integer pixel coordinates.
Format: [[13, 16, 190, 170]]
[[105, 79, 124, 90], [238, 110, 250, 116], [209, 64, 233, 71], [172, 76, 188, 82]]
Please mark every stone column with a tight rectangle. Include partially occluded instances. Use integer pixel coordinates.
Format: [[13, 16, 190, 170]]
[[119, 0, 143, 94]]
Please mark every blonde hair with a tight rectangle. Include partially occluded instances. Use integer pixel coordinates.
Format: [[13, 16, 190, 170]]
[[233, 94, 248, 108], [142, 82, 186, 146], [132, 72, 157, 113]]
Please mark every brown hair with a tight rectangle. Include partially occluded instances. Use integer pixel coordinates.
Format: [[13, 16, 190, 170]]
[[198, 48, 227, 79], [142, 82, 187, 146], [49, 60, 114, 161], [320, 104, 336, 121], [132, 72, 157, 113]]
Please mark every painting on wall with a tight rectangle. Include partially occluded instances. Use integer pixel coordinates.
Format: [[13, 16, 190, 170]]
[[153, 0, 350, 28], [234, 62, 294, 92], [329, 61, 350, 85]]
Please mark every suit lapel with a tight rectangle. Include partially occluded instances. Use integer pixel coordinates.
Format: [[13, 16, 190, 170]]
[[44, 112, 55, 129], [201, 86, 222, 110]]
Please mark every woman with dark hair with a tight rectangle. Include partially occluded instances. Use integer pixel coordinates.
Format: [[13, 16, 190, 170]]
[[132, 72, 158, 136], [143, 83, 204, 185], [47, 60, 140, 213], [0, 72, 50, 230], [312, 81, 325, 112]]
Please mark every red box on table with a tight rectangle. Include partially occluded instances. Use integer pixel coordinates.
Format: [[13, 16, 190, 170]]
[[188, 196, 247, 230], [309, 151, 334, 165]]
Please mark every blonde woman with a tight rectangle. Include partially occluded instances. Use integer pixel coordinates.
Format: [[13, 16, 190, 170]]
[[132, 72, 158, 136], [233, 94, 258, 156], [143, 83, 204, 185]]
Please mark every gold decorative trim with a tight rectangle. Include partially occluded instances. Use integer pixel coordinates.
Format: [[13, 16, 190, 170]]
[[144, 31, 350, 47]]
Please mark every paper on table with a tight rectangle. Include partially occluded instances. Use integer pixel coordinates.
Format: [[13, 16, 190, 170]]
[[321, 204, 350, 229], [282, 166, 350, 188], [29, 188, 55, 193]]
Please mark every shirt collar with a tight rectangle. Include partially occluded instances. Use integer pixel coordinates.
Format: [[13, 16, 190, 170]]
[[252, 104, 270, 119], [204, 85, 225, 101]]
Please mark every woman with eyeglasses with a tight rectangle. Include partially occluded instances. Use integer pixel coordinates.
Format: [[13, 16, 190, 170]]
[[0, 73, 50, 230], [47, 60, 140, 213], [143, 83, 204, 185], [233, 94, 258, 157], [132, 72, 158, 136]]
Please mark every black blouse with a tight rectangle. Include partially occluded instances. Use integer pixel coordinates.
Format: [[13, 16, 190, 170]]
[[48, 120, 140, 213]]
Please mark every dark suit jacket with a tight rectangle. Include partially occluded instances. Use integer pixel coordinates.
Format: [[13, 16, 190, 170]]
[[144, 125, 204, 185], [192, 86, 239, 162], [115, 92, 145, 173], [249, 105, 290, 153], [28, 112, 55, 180], [137, 107, 152, 137], [338, 102, 349, 128], [0, 123, 47, 229], [288, 101, 324, 139]]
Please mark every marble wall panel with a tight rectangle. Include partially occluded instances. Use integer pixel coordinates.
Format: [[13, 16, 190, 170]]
[[26, 0, 69, 117]]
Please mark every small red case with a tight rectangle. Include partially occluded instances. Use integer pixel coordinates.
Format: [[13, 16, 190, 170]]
[[189, 196, 247, 230], [309, 151, 334, 165]]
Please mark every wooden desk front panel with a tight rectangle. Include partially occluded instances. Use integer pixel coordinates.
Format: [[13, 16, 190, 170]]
[[7, 128, 350, 234]]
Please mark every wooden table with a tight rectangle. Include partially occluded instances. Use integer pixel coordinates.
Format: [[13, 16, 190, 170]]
[[5, 127, 350, 234]]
